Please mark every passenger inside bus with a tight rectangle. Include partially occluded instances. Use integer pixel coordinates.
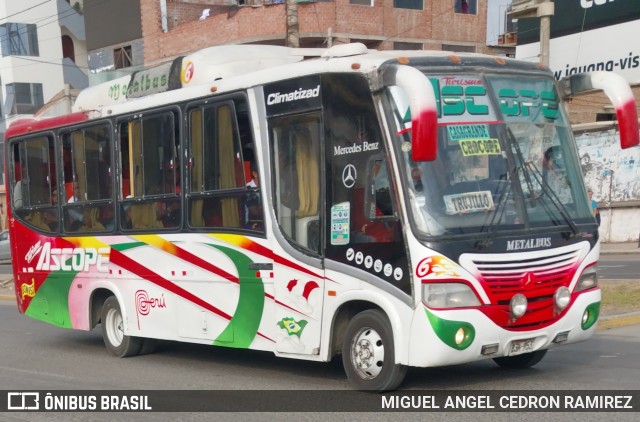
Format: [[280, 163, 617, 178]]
[[542, 146, 571, 204], [244, 161, 263, 231], [156, 175, 181, 228]]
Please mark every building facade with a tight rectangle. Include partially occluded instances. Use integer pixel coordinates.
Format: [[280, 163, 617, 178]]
[[84, 0, 495, 76], [513, 0, 640, 242], [0, 0, 88, 229]]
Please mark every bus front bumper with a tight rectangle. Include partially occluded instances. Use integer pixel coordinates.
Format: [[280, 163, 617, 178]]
[[406, 288, 601, 368]]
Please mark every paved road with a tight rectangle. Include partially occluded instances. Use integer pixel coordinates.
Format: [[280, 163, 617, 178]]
[[597, 254, 640, 280]]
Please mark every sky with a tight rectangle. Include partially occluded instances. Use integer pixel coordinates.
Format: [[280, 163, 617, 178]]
[[486, 0, 513, 46]]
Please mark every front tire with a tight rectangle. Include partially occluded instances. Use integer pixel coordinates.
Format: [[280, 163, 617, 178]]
[[493, 350, 547, 369], [101, 296, 142, 358], [342, 309, 407, 392]]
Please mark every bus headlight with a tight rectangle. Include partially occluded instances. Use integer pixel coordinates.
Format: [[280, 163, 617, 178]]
[[554, 286, 571, 311], [422, 283, 480, 308], [510, 293, 528, 319], [576, 268, 598, 292]]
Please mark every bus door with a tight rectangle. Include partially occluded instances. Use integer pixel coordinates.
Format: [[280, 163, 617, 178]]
[[268, 112, 325, 355], [322, 73, 411, 303]]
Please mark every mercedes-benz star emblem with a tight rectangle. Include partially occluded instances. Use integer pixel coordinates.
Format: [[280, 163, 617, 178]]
[[342, 164, 357, 188]]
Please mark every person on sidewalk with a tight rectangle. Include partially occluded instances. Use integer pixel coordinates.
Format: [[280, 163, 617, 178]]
[[588, 189, 600, 226]]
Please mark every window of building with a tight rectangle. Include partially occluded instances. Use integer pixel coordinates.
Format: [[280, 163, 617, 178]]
[[5, 83, 44, 115], [60, 124, 114, 233], [0, 23, 39, 56], [350, 0, 374, 5], [114, 45, 132, 69], [119, 109, 181, 230], [394, 0, 423, 10], [454, 0, 477, 15], [596, 113, 616, 122], [188, 97, 262, 232], [393, 42, 423, 50], [441, 44, 476, 53]]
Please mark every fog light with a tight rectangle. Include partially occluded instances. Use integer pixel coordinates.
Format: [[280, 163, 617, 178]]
[[582, 303, 600, 330], [553, 331, 569, 343], [481, 343, 500, 355], [510, 293, 528, 318], [455, 327, 465, 345], [554, 286, 571, 311]]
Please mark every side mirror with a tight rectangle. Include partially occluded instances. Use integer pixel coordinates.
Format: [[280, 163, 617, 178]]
[[561, 72, 639, 149], [381, 65, 439, 161]]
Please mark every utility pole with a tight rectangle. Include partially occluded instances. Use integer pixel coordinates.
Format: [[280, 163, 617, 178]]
[[508, 0, 555, 66], [285, 0, 300, 48]]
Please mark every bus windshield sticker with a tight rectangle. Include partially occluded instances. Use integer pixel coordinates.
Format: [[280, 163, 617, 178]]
[[447, 124, 490, 141], [330, 202, 350, 245], [459, 138, 501, 156], [443, 191, 494, 215], [430, 76, 494, 122]]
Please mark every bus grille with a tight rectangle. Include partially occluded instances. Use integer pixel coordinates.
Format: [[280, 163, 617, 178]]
[[460, 243, 587, 329]]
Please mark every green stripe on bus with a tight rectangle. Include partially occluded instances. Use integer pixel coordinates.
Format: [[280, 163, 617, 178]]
[[208, 244, 265, 348], [25, 271, 76, 328]]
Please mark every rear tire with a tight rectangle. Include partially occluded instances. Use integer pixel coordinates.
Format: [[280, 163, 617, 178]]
[[342, 309, 407, 392], [101, 296, 142, 358], [493, 350, 547, 369]]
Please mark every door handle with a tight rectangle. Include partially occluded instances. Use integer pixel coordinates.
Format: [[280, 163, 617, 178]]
[[248, 262, 273, 270]]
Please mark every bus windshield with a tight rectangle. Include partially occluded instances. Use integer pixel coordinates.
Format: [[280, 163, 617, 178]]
[[388, 73, 593, 237]]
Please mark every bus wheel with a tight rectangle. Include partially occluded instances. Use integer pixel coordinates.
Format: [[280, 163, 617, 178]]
[[342, 309, 407, 392], [493, 350, 547, 369], [101, 296, 142, 358]]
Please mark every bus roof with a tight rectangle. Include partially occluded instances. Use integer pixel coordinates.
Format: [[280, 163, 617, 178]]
[[6, 43, 551, 138]]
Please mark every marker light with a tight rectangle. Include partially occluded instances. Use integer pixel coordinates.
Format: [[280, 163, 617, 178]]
[[576, 268, 598, 292], [510, 294, 528, 319]]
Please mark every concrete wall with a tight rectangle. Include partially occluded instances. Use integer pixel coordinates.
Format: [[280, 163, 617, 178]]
[[576, 124, 640, 243], [599, 207, 640, 243]]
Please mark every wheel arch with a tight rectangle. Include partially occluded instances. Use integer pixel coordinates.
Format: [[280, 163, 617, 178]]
[[327, 292, 410, 364], [89, 286, 128, 331]]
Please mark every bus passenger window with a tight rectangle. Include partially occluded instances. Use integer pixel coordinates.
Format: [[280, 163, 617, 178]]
[[187, 97, 261, 233], [61, 124, 113, 234], [10, 136, 59, 234]]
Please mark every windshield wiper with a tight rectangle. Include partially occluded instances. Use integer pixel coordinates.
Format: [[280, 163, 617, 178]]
[[474, 179, 512, 250], [525, 162, 581, 239]]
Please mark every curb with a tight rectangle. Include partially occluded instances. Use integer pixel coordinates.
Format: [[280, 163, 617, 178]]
[[597, 311, 640, 331]]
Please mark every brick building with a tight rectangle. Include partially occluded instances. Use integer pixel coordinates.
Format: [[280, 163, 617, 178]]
[[85, 0, 497, 74]]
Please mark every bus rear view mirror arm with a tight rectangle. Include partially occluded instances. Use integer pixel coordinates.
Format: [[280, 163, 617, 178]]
[[560, 71, 639, 149], [380, 64, 439, 161]]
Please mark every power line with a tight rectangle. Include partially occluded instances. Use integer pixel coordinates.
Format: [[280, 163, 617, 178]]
[[0, 0, 53, 24]]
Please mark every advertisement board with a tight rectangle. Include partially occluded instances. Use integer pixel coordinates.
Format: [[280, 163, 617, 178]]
[[515, 1, 640, 83]]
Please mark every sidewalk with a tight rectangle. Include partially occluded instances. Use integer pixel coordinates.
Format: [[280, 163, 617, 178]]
[[600, 241, 640, 255]]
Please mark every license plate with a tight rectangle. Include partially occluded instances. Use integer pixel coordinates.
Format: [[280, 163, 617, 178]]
[[509, 338, 535, 356]]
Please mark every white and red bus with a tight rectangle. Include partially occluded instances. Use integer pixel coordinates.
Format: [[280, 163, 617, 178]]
[[4, 43, 638, 391]]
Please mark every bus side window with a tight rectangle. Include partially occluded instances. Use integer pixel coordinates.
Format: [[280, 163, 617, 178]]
[[269, 116, 321, 253], [61, 124, 113, 234], [10, 136, 58, 234], [119, 111, 180, 231], [187, 97, 261, 233]]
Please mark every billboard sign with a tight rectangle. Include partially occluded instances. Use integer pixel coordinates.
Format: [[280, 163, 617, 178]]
[[515, 1, 640, 83]]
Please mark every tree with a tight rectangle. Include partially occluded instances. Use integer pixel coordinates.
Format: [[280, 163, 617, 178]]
[[286, 0, 299, 48]]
